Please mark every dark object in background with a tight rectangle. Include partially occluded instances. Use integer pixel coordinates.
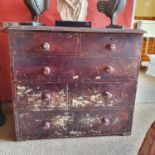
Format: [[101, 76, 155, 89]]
[[55, 21, 91, 28], [97, 0, 126, 28], [23, 0, 50, 25], [0, 102, 5, 126]]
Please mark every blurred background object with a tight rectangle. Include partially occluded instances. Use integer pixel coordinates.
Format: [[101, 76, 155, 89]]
[[23, 0, 50, 25], [97, 0, 126, 28]]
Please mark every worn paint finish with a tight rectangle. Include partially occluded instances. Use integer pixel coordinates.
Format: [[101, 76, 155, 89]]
[[16, 107, 132, 140], [6, 26, 144, 141], [15, 84, 68, 111], [15, 81, 136, 111]]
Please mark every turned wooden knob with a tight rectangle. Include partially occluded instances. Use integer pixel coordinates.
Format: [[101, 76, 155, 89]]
[[101, 118, 110, 126], [42, 42, 50, 51], [43, 67, 51, 75], [104, 66, 114, 73], [41, 93, 51, 102], [106, 43, 116, 51], [102, 91, 113, 99], [43, 121, 51, 130]]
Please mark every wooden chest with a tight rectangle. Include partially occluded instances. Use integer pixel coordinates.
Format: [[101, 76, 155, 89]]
[[7, 26, 144, 141]]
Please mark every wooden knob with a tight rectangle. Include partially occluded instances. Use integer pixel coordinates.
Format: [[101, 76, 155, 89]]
[[104, 66, 114, 73], [102, 92, 113, 99], [101, 118, 110, 126], [43, 67, 51, 75], [43, 121, 51, 130], [106, 43, 116, 51], [42, 42, 50, 51], [41, 93, 51, 102]]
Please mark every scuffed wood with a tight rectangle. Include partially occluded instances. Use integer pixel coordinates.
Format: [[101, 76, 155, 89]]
[[6, 26, 144, 141], [15, 107, 132, 140], [14, 81, 136, 111]]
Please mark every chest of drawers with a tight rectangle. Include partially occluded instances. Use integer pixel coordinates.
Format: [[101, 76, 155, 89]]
[[7, 26, 144, 141]]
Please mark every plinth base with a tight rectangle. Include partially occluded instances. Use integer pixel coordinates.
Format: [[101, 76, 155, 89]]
[[106, 24, 123, 29], [55, 21, 91, 28]]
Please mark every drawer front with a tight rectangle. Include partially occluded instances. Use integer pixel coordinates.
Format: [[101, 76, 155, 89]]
[[13, 56, 80, 82], [76, 108, 132, 136], [69, 82, 136, 109], [15, 107, 132, 140], [9, 31, 78, 56], [76, 58, 139, 80], [80, 33, 142, 58], [15, 83, 69, 111], [13, 56, 139, 82], [14, 81, 136, 111], [15, 110, 77, 140]]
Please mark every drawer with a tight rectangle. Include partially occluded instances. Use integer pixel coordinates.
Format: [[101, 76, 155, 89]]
[[13, 56, 139, 82], [69, 82, 136, 109], [13, 56, 80, 82], [76, 58, 139, 80], [9, 31, 79, 56], [15, 107, 132, 140], [15, 83, 69, 111], [15, 110, 77, 140], [80, 33, 142, 58], [76, 107, 132, 136], [14, 81, 136, 111]]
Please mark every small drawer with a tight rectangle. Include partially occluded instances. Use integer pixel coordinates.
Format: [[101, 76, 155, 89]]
[[14, 83, 69, 111], [69, 82, 136, 109], [15, 110, 77, 140], [76, 107, 132, 136], [77, 58, 139, 81], [80, 33, 142, 58], [13, 56, 139, 82], [9, 31, 78, 56], [13, 56, 80, 82]]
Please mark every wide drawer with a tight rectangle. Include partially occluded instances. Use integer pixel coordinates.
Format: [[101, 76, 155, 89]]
[[80, 33, 142, 58], [15, 107, 132, 140], [12, 56, 139, 82], [9, 31, 79, 56], [14, 81, 136, 111]]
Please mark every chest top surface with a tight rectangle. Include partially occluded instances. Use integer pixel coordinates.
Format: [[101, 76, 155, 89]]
[[5, 26, 144, 34]]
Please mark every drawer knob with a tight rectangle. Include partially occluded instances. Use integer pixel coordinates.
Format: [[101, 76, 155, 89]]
[[43, 121, 51, 130], [41, 93, 51, 102], [106, 43, 116, 51], [104, 66, 114, 73], [101, 118, 110, 126], [42, 42, 50, 51], [103, 92, 113, 99], [43, 67, 51, 75]]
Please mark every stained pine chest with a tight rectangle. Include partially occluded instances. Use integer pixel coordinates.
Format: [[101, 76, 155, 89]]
[[7, 26, 143, 141]]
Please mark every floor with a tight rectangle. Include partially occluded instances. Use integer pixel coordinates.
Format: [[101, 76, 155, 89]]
[[136, 68, 155, 103], [0, 69, 155, 155]]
